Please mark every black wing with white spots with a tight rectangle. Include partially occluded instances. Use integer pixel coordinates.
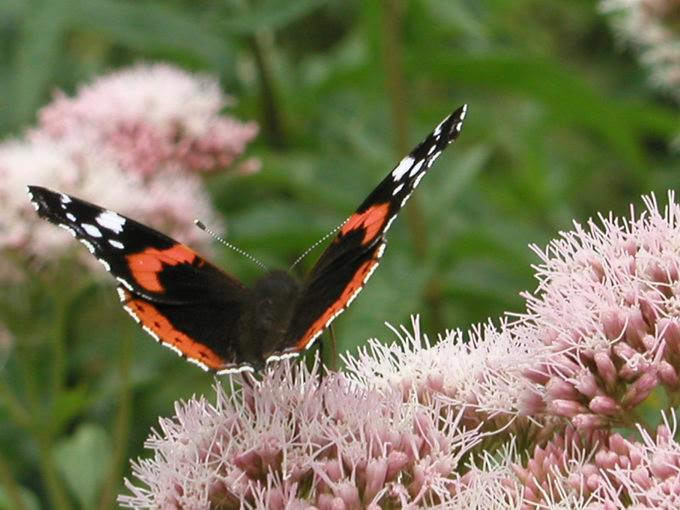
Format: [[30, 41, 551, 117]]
[[27, 186, 249, 372], [282, 104, 468, 353]]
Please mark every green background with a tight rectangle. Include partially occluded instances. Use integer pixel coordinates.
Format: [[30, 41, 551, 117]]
[[0, 1, 677, 508]]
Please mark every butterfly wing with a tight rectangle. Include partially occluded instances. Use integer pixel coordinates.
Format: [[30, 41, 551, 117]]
[[28, 186, 251, 373], [282, 104, 468, 353]]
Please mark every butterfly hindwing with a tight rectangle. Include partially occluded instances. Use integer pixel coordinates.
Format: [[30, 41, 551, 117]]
[[283, 104, 468, 352], [27, 186, 249, 372]]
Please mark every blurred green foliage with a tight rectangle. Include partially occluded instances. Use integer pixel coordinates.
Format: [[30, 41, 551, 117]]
[[0, 0, 678, 508]]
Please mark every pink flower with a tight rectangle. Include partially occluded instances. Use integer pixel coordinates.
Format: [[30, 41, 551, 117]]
[[119, 360, 482, 510], [0, 63, 260, 265], [601, 0, 680, 104], [605, 411, 680, 507], [39, 63, 258, 176], [344, 316, 543, 434], [117, 191, 680, 508], [508, 411, 680, 508], [448, 411, 680, 509], [522, 193, 680, 429], [0, 132, 220, 263]]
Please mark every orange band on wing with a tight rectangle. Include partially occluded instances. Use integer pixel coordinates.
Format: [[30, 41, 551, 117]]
[[126, 244, 197, 292], [123, 293, 224, 370], [340, 203, 390, 245], [294, 257, 379, 351]]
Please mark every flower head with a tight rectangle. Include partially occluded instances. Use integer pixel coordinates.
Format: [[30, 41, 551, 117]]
[[39, 63, 258, 176], [523, 193, 680, 429], [119, 360, 482, 510], [0, 63, 258, 265], [344, 316, 544, 434], [119, 191, 680, 508], [601, 0, 680, 103]]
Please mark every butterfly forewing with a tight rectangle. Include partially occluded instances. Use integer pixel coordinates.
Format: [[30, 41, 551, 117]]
[[28, 186, 249, 371], [283, 104, 468, 352]]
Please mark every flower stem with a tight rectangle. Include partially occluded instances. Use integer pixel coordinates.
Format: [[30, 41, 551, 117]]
[[97, 326, 133, 510], [36, 434, 72, 510], [50, 285, 69, 405], [379, 0, 445, 331], [0, 451, 28, 510], [249, 31, 286, 149], [379, 0, 428, 255], [0, 382, 31, 428]]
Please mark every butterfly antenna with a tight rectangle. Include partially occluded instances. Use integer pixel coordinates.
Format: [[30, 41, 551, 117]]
[[194, 220, 268, 272], [289, 220, 345, 271]]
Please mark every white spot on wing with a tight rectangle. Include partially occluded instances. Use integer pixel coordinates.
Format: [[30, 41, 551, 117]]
[[383, 216, 396, 234], [217, 364, 255, 375], [142, 325, 160, 342], [96, 211, 126, 234], [58, 224, 77, 237], [266, 352, 301, 363], [187, 357, 210, 372], [433, 116, 449, 136], [66, 213, 76, 222], [59, 193, 71, 204], [408, 159, 425, 178], [123, 305, 141, 323], [163, 343, 183, 357], [80, 239, 96, 254], [392, 183, 404, 196], [109, 239, 124, 249], [116, 277, 133, 291], [391, 156, 414, 181], [82, 223, 102, 238], [29, 195, 39, 211]]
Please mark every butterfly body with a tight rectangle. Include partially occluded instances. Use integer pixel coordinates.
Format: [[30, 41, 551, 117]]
[[28, 104, 467, 374], [242, 270, 301, 369]]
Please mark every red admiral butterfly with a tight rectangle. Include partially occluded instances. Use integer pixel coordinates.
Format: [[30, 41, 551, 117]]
[[28, 105, 467, 374]]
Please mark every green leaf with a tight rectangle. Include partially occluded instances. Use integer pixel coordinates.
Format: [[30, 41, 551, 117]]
[[54, 424, 112, 510], [425, 54, 678, 172], [10, 0, 70, 126], [51, 386, 91, 434], [424, 144, 490, 218], [69, 0, 233, 69], [221, 0, 335, 34], [0, 485, 41, 510], [338, 250, 432, 354], [0, 0, 26, 17]]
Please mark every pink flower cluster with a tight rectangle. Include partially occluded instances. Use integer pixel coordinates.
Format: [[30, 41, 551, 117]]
[[119, 361, 482, 510], [0, 64, 257, 266], [120, 192, 680, 509], [344, 317, 542, 434], [458, 412, 680, 509], [517, 413, 680, 508], [601, 0, 680, 103], [39, 64, 258, 176], [524, 194, 680, 430]]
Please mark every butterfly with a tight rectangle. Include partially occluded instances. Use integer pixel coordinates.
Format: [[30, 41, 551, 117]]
[[28, 104, 467, 374]]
